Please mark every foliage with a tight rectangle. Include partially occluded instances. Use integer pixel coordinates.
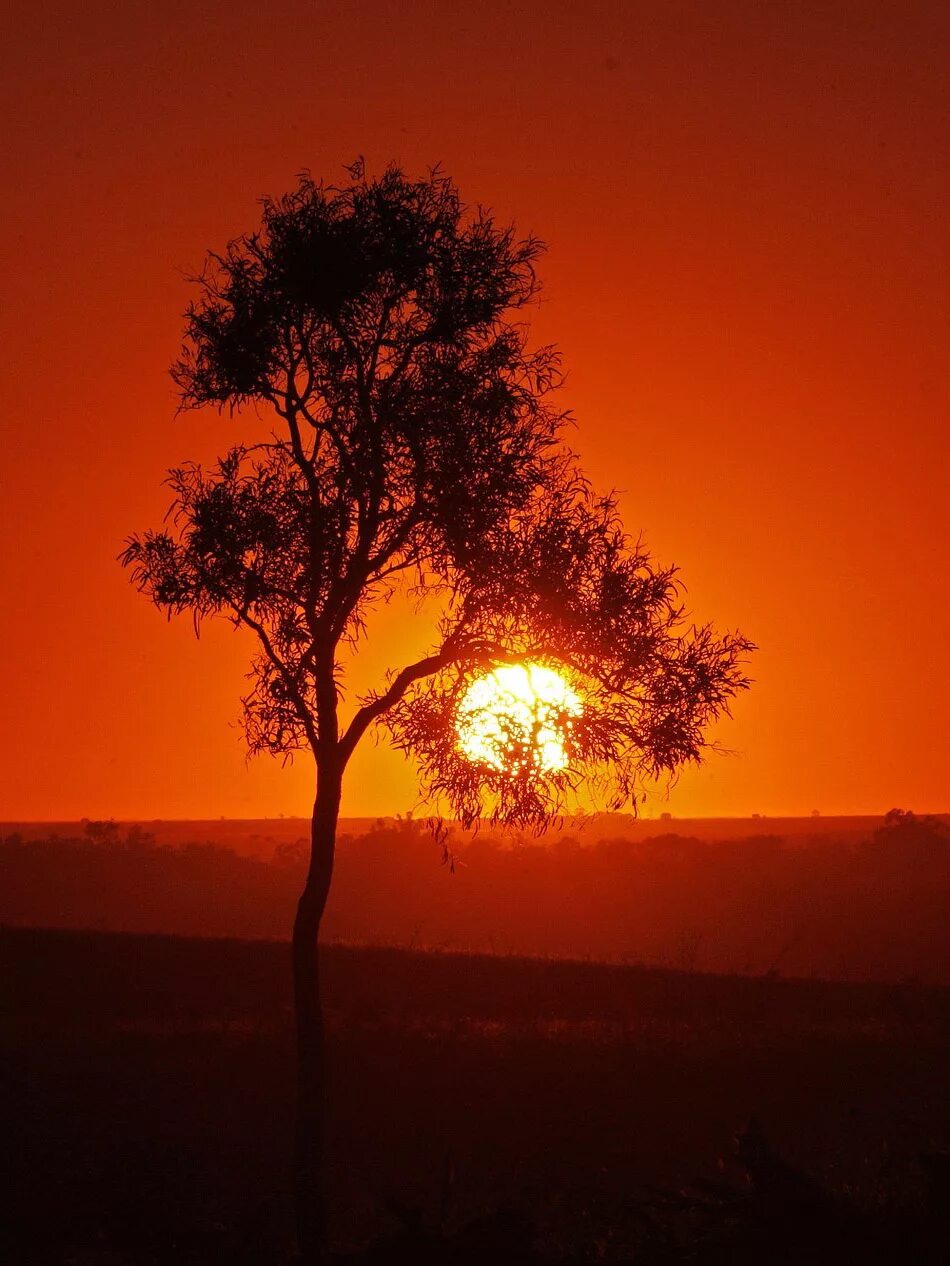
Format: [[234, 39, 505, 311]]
[[122, 160, 752, 826]]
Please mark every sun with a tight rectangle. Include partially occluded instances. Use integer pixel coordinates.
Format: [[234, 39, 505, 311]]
[[456, 662, 583, 774]]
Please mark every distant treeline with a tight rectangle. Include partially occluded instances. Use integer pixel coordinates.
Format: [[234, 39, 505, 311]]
[[2, 810, 949, 983]]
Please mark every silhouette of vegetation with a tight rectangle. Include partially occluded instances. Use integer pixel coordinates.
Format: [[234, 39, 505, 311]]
[[120, 160, 751, 1260], [4, 811, 950, 983]]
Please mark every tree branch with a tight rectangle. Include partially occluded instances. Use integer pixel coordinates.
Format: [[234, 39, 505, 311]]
[[339, 650, 450, 762], [338, 636, 507, 762], [237, 607, 320, 753]]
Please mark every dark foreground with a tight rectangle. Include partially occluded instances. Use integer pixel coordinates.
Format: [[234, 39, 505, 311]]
[[4, 927, 950, 1264]]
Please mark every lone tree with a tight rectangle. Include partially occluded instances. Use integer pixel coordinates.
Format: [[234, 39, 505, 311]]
[[122, 161, 752, 1262]]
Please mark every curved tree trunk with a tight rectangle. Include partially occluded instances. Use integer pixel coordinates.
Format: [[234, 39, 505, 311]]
[[292, 759, 342, 1265]]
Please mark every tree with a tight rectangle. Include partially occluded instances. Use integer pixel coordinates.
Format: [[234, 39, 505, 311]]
[[122, 160, 752, 1262]]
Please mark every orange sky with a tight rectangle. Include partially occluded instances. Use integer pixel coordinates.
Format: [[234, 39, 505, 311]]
[[1, 0, 947, 821]]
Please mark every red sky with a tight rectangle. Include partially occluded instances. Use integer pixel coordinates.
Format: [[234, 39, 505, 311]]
[[1, 0, 947, 821]]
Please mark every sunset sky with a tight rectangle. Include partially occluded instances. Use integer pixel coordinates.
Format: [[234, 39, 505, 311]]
[[1, 0, 947, 821]]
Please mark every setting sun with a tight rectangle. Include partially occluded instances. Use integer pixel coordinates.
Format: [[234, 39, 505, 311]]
[[456, 662, 583, 774]]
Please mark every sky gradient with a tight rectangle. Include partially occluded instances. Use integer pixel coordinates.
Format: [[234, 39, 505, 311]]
[[1, 0, 947, 820]]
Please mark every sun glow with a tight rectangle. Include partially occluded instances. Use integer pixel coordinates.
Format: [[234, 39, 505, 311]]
[[456, 662, 583, 774]]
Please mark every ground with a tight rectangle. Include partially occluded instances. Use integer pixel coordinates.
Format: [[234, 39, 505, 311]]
[[3, 927, 950, 1262]]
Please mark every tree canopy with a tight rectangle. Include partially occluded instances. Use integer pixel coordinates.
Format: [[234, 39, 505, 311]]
[[122, 160, 752, 829]]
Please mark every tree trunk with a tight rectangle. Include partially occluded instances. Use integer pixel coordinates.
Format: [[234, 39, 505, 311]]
[[292, 760, 342, 1265]]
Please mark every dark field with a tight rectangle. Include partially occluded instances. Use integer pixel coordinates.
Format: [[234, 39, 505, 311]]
[[4, 926, 950, 1264]]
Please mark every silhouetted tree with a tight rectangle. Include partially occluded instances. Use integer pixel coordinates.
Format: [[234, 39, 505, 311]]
[[122, 160, 752, 1262]]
